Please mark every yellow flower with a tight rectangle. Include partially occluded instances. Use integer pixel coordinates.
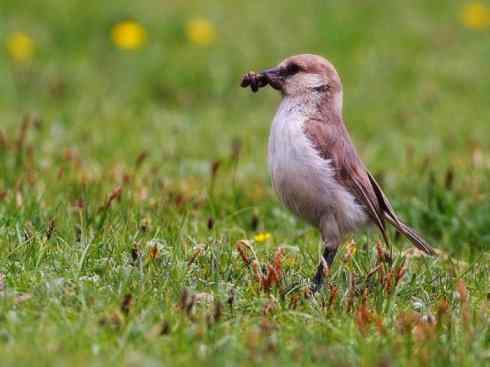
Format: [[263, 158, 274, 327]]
[[112, 20, 146, 50], [6, 32, 34, 63], [462, 2, 490, 30], [185, 18, 217, 46], [254, 232, 271, 243]]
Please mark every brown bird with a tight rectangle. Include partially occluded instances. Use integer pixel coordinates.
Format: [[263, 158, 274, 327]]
[[241, 54, 435, 291]]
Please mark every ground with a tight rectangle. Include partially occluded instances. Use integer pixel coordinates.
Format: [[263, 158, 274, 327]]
[[0, 1, 489, 366]]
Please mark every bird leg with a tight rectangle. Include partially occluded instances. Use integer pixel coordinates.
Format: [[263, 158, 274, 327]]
[[311, 247, 338, 293], [311, 215, 340, 293]]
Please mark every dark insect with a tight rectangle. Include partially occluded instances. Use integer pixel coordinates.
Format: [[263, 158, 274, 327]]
[[240, 71, 268, 93]]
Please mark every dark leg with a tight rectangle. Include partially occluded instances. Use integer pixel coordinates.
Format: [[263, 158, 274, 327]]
[[311, 247, 337, 293], [311, 215, 340, 293]]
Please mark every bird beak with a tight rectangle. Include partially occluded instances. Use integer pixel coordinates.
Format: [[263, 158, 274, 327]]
[[260, 67, 283, 91]]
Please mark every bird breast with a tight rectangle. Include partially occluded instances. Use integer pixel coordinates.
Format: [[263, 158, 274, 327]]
[[267, 97, 367, 231]]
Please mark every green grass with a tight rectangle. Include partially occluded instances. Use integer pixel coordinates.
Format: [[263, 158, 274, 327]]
[[0, 0, 489, 366]]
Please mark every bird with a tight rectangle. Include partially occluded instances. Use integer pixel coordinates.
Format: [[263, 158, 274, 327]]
[[240, 54, 436, 292]]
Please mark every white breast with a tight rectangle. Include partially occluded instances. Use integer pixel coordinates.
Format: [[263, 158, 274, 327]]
[[267, 97, 367, 231]]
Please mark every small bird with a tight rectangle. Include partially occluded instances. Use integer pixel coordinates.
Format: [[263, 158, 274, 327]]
[[241, 54, 435, 291]]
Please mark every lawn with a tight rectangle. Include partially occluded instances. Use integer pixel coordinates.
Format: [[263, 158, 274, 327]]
[[0, 1, 489, 366]]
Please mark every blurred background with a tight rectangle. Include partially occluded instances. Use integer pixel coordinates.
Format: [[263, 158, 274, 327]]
[[1, 0, 489, 251], [1, 3, 489, 365]]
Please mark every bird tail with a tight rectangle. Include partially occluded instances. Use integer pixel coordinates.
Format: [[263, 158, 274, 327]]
[[384, 214, 436, 256]]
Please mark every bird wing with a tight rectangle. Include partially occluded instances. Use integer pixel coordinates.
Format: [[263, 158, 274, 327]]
[[367, 170, 435, 255], [303, 116, 435, 255]]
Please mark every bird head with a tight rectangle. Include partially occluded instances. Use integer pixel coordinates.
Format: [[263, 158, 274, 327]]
[[241, 54, 342, 101]]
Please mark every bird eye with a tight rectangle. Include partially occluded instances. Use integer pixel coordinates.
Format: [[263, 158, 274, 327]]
[[286, 63, 301, 75]]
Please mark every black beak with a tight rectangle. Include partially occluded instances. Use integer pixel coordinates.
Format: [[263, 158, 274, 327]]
[[260, 67, 281, 79], [259, 68, 283, 90]]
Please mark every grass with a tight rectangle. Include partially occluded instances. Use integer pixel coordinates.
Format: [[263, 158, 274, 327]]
[[0, 0, 489, 366]]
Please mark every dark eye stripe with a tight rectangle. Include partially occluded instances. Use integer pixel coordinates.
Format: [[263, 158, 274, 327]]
[[286, 63, 301, 75]]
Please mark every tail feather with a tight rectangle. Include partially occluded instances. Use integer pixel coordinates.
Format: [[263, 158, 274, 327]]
[[384, 214, 436, 256]]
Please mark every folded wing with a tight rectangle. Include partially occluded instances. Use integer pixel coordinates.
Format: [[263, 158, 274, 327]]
[[303, 115, 435, 256]]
